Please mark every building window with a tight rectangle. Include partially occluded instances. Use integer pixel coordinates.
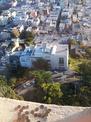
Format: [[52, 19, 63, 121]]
[[59, 58, 64, 66]]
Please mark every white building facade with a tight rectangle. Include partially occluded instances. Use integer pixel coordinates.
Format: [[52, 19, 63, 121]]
[[20, 43, 69, 71]]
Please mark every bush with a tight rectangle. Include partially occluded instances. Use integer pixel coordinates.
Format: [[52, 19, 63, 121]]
[[32, 58, 50, 71]]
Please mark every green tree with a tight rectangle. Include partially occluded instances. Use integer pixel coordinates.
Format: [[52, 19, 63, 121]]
[[41, 82, 63, 104], [29, 71, 63, 104], [79, 60, 91, 83], [8, 77, 17, 88], [78, 86, 91, 106], [85, 48, 91, 58], [22, 71, 52, 102], [32, 58, 50, 71], [30, 70, 52, 85], [20, 31, 34, 45], [6, 64, 29, 79], [61, 83, 78, 106], [68, 38, 77, 53], [0, 76, 22, 100], [61, 80, 91, 106]]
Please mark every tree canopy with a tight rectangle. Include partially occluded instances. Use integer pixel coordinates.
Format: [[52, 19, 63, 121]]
[[0, 76, 22, 100], [20, 31, 34, 45], [32, 58, 50, 71], [41, 82, 63, 104], [79, 60, 91, 83]]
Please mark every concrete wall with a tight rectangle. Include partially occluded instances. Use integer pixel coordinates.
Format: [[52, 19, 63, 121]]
[[61, 108, 91, 122]]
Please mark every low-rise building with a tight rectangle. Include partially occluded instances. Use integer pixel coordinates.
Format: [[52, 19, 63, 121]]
[[20, 43, 69, 71]]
